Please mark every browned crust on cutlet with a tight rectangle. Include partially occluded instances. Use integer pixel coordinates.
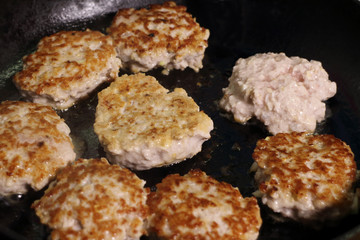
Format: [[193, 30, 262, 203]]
[[0, 101, 75, 194], [108, 1, 208, 56], [32, 158, 149, 240], [147, 169, 262, 240], [107, 1, 209, 72], [13, 30, 119, 106], [95, 73, 212, 151], [253, 132, 356, 208]]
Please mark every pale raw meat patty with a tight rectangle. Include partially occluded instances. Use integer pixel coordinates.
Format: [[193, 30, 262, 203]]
[[0, 101, 76, 196], [32, 158, 149, 240], [146, 169, 262, 240], [220, 52, 337, 135], [13, 30, 121, 109], [94, 73, 213, 170], [107, 1, 209, 74], [251, 132, 357, 223]]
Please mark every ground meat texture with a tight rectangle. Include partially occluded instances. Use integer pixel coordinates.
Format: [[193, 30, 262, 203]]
[[94, 73, 213, 170], [252, 132, 357, 223], [107, 1, 209, 74], [220, 52, 336, 135], [0, 101, 76, 196], [32, 158, 149, 240], [146, 169, 262, 240], [13, 30, 121, 109]]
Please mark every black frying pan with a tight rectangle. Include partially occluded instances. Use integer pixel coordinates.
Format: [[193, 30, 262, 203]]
[[1, 0, 360, 239]]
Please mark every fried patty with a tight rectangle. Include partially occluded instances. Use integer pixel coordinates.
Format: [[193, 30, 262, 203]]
[[252, 132, 357, 223], [0, 101, 76, 196], [32, 158, 149, 240], [94, 73, 213, 170], [13, 30, 121, 109], [107, 1, 209, 74], [146, 169, 262, 240]]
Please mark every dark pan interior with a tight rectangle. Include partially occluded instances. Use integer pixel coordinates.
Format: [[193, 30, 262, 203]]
[[1, 0, 360, 239]]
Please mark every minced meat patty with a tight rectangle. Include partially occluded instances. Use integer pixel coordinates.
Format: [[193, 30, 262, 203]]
[[32, 158, 149, 240], [0, 101, 76, 196], [146, 169, 262, 240], [13, 30, 121, 109], [107, 1, 209, 74], [220, 52, 336, 134], [94, 73, 213, 170], [251, 132, 357, 223]]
